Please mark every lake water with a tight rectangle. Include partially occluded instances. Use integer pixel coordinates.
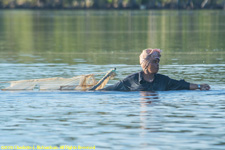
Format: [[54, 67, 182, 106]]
[[0, 10, 225, 150]]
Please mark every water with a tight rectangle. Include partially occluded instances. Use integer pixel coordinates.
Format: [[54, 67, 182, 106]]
[[0, 10, 225, 150]]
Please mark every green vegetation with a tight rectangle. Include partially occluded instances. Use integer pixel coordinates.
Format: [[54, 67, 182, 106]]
[[0, 0, 225, 9]]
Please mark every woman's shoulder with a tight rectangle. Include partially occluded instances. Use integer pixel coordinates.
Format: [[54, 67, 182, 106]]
[[122, 72, 141, 85]]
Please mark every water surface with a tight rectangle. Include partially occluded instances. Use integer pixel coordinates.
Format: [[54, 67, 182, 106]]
[[0, 10, 225, 150]]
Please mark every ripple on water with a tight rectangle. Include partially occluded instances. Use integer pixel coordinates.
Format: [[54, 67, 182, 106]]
[[0, 64, 225, 149]]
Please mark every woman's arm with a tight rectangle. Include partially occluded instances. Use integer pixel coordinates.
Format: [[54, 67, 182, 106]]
[[189, 83, 210, 90]]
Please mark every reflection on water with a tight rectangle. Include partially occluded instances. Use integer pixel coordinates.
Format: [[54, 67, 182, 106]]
[[0, 10, 225, 150], [139, 91, 159, 136], [1, 90, 224, 149], [0, 10, 225, 65], [140, 91, 159, 104]]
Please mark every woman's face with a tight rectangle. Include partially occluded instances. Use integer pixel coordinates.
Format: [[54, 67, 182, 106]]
[[147, 56, 160, 74], [141, 51, 161, 74]]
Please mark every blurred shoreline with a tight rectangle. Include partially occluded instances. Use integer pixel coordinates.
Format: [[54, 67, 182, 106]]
[[0, 0, 224, 10]]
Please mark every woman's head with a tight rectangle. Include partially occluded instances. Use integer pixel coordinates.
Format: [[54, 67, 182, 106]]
[[139, 48, 161, 74]]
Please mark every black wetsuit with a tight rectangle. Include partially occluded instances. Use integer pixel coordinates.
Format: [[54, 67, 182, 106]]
[[103, 71, 190, 91]]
